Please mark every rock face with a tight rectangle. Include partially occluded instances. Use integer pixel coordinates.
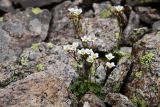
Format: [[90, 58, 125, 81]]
[[0, 0, 15, 12], [0, 8, 51, 63], [11, 0, 64, 8], [49, 1, 119, 52], [80, 93, 105, 107], [126, 0, 160, 6], [124, 32, 160, 106], [104, 47, 132, 93], [105, 93, 135, 107], [0, 72, 71, 107]]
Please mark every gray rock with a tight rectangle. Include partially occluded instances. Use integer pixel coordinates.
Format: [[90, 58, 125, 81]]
[[0, 8, 51, 63], [135, 6, 160, 25], [104, 47, 132, 93], [123, 11, 140, 45], [126, 0, 160, 6], [11, 0, 64, 8], [0, 72, 71, 107], [152, 20, 160, 31], [105, 93, 135, 107], [80, 93, 105, 107], [0, 0, 15, 12], [124, 32, 160, 106]]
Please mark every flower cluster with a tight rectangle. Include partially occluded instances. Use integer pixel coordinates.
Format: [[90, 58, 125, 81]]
[[81, 34, 97, 42], [63, 42, 79, 52], [68, 7, 82, 16], [105, 53, 115, 68], [113, 5, 124, 12], [78, 48, 98, 63]]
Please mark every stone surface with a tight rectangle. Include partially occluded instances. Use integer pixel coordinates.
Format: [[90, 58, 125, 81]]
[[0, 8, 51, 63], [0, 0, 15, 12], [80, 93, 105, 107], [126, 0, 160, 6], [123, 11, 140, 45], [0, 43, 77, 88], [104, 47, 132, 93], [0, 72, 71, 107], [124, 32, 160, 106], [152, 20, 160, 31], [135, 6, 160, 25], [105, 93, 135, 107], [11, 0, 64, 8]]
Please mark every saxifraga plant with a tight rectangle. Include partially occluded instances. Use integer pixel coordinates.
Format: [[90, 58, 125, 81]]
[[64, 7, 116, 99]]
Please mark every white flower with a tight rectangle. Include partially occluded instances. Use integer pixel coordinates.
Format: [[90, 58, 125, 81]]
[[63, 45, 71, 51], [81, 35, 88, 42], [83, 101, 91, 107], [78, 48, 86, 55], [114, 5, 124, 12], [87, 56, 94, 63], [105, 53, 115, 61], [106, 62, 115, 68], [91, 53, 99, 59], [85, 49, 93, 55], [68, 7, 82, 15], [72, 42, 79, 50], [81, 35, 97, 42]]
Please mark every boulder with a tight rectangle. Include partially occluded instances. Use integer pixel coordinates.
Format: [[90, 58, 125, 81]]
[[0, 8, 51, 63], [0, 0, 15, 13], [0, 72, 71, 107], [124, 32, 160, 106], [105, 93, 135, 107], [11, 0, 64, 8]]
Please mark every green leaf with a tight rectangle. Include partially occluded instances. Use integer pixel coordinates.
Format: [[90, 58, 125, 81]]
[[32, 7, 43, 15]]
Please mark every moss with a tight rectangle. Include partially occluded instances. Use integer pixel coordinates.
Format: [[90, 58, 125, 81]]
[[31, 43, 40, 51], [36, 63, 45, 71], [20, 54, 29, 66], [100, 7, 113, 18], [131, 96, 148, 107], [32, 7, 43, 15], [135, 71, 143, 78], [140, 52, 154, 69], [47, 42, 54, 49], [0, 17, 3, 21], [113, 82, 121, 92]]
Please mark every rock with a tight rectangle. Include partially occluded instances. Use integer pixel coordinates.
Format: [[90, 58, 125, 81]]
[[152, 20, 160, 31], [11, 0, 64, 8], [135, 6, 160, 25], [0, 72, 71, 107], [0, 43, 77, 88], [80, 93, 105, 107], [0, 0, 15, 12], [124, 32, 160, 106], [104, 47, 132, 93], [93, 1, 112, 18], [126, 0, 160, 6], [123, 11, 140, 45], [49, 0, 119, 52], [0, 8, 51, 63], [105, 93, 135, 107]]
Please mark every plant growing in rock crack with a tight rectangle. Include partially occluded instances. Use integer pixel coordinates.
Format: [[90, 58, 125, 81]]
[[68, 7, 83, 38], [64, 7, 116, 99], [112, 5, 125, 42]]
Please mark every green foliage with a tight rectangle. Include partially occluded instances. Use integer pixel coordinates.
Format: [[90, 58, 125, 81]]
[[100, 7, 113, 18], [32, 7, 43, 15], [36, 63, 45, 71], [131, 96, 148, 107], [47, 42, 54, 49], [31, 43, 40, 51], [0, 17, 3, 21], [140, 52, 154, 68], [20, 54, 29, 66], [69, 77, 105, 99], [135, 71, 143, 78], [113, 82, 121, 92]]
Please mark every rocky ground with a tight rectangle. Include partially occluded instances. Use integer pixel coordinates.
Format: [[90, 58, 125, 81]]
[[0, 0, 160, 107]]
